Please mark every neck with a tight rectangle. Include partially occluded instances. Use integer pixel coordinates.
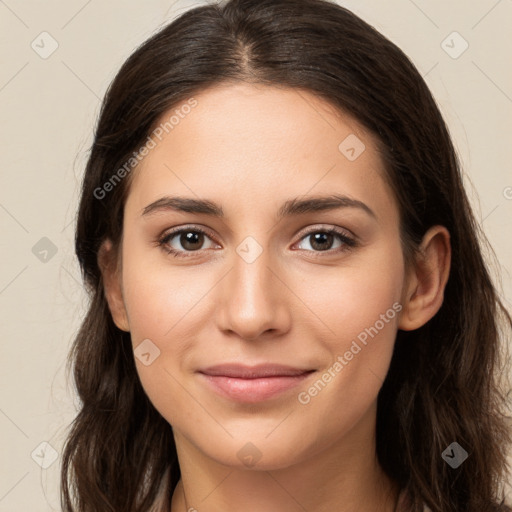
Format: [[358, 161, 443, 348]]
[[169, 403, 400, 512]]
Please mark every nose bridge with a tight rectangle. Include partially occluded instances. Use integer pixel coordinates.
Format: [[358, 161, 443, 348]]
[[232, 239, 275, 313], [217, 235, 288, 339], [236, 246, 271, 299]]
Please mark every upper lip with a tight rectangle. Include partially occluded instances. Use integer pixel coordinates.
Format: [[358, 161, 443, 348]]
[[198, 364, 314, 379]]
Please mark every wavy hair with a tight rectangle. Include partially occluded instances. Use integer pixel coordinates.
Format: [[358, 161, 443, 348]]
[[61, 0, 512, 510]]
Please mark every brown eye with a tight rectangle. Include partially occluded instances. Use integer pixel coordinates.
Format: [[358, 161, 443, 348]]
[[177, 231, 205, 251], [295, 228, 356, 253], [158, 227, 218, 257], [308, 232, 335, 251]]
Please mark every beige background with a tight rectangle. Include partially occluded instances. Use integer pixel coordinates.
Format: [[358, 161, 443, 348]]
[[0, 0, 511, 510]]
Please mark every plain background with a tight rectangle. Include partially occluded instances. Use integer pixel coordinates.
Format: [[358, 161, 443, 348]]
[[0, 0, 511, 509]]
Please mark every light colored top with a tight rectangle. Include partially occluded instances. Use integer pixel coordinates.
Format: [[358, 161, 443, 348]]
[[152, 472, 433, 512], [397, 488, 432, 512]]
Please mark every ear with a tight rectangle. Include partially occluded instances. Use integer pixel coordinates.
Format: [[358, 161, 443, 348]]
[[398, 225, 451, 331], [97, 239, 130, 332]]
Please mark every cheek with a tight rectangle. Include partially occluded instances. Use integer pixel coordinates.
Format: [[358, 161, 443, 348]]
[[292, 241, 404, 409], [120, 255, 205, 426], [294, 238, 404, 344], [294, 287, 402, 448], [121, 242, 215, 343]]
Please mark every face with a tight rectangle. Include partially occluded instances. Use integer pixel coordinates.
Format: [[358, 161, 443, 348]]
[[108, 82, 410, 470]]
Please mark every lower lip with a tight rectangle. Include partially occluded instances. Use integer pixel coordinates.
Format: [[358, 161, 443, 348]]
[[199, 372, 314, 403]]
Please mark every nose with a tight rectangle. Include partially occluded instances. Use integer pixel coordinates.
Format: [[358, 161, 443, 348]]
[[216, 244, 291, 341]]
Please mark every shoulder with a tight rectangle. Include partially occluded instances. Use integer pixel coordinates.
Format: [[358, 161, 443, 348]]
[[396, 488, 511, 512], [396, 488, 431, 512]]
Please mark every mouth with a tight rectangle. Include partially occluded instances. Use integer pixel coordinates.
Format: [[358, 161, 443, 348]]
[[197, 364, 316, 403]]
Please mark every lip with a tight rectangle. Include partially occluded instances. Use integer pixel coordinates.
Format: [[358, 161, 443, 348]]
[[197, 364, 315, 403]]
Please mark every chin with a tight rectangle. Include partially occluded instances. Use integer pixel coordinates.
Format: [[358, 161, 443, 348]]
[[192, 433, 315, 471]]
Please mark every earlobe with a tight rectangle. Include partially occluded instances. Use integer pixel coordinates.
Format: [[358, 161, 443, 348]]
[[97, 239, 130, 332], [398, 226, 451, 331]]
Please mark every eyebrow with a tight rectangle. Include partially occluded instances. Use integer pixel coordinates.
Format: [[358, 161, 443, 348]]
[[141, 194, 377, 220]]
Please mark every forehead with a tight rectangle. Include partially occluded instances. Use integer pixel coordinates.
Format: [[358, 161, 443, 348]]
[[126, 82, 397, 223]]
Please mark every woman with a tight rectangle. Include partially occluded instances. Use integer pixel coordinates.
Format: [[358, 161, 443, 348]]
[[61, 0, 512, 510]]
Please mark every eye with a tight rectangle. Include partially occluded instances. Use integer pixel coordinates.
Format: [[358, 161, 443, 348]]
[[294, 227, 357, 254], [158, 226, 218, 258], [157, 225, 357, 259]]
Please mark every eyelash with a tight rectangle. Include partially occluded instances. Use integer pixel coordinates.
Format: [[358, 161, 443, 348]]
[[157, 225, 357, 259]]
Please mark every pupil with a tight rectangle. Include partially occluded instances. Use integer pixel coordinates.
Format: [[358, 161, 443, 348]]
[[182, 231, 203, 250], [311, 233, 333, 251]]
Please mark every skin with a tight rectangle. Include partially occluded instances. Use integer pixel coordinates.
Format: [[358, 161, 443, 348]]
[[99, 82, 451, 512]]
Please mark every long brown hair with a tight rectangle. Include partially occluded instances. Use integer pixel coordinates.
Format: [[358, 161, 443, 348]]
[[62, 0, 512, 510]]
